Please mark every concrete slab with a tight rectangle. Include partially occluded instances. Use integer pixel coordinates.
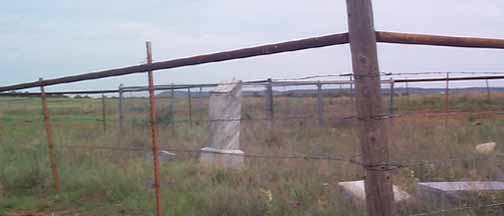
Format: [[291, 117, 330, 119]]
[[199, 147, 244, 169], [417, 181, 504, 207]]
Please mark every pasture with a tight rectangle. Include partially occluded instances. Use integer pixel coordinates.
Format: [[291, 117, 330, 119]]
[[1, 92, 504, 215]]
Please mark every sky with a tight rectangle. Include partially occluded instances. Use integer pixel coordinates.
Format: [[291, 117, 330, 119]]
[[1, 0, 504, 92]]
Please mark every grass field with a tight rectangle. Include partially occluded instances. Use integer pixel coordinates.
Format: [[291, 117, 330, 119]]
[[2, 92, 504, 215]]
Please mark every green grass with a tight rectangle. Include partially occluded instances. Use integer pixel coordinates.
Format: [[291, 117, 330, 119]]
[[1, 94, 504, 215]]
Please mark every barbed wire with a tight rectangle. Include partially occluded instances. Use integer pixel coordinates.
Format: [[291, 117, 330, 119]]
[[58, 142, 504, 171], [59, 144, 359, 162]]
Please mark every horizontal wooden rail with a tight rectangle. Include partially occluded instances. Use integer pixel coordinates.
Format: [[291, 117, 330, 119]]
[[377, 31, 504, 49], [2, 31, 504, 93], [0, 33, 349, 92]]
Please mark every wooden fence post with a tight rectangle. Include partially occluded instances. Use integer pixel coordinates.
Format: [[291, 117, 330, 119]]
[[118, 84, 124, 134], [405, 78, 410, 108], [39, 78, 60, 193], [265, 78, 274, 120], [444, 72, 450, 127], [170, 83, 175, 126], [346, 1, 394, 215], [188, 88, 192, 127], [316, 81, 325, 126], [486, 79, 491, 102], [350, 76, 354, 102], [389, 79, 395, 115], [146, 41, 162, 216], [101, 94, 107, 132], [199, 86, 204, 123]]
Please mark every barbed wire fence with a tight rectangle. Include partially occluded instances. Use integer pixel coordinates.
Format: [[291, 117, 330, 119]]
[[51, 74, 504, 215], [3, 72, 504, 215], [1, 0, 504, 214]]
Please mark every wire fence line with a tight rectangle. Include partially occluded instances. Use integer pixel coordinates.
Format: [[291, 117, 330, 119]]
[[3, 72, 504, 96], [57, 143, 502, 170]]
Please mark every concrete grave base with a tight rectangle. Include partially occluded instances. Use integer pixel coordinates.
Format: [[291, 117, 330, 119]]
[[199, 147, 244, 169], [417, 181, 504, 208], [338, 180, 411, 208]]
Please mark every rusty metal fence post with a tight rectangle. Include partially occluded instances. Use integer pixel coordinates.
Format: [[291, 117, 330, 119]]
[[39, 78, 60, 193], [146, 41, 162, 216]]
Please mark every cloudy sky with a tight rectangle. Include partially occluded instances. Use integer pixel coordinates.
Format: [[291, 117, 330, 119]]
[[1, 0, 504, 92]]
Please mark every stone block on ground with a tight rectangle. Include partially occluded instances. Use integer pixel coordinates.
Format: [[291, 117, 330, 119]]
[[417, 181, 504, 207], [338, 180, 411, 207], [199, 147, 244, 169], [475, 142, 497, 155]]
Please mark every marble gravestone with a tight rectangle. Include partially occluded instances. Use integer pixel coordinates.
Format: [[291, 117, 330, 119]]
[[200, 80, 244, 169]]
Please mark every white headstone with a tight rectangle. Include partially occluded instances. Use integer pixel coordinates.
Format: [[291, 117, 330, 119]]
[[200, 80, 244, 168]]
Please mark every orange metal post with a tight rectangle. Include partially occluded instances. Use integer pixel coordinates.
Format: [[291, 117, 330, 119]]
[[39, 78, 60, 193], [146, 41, 162, 216]]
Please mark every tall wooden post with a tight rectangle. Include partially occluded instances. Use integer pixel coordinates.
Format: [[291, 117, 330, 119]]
[[118, 84, 124, 134], [346, 1, 394, 215], [188, 88, 192, 127], [145, 41, 162, 216], [316, 81, 325, 126], [39, 78, 60, 193], [101, 94, 107, 132], [265, 78, 274, 120]]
